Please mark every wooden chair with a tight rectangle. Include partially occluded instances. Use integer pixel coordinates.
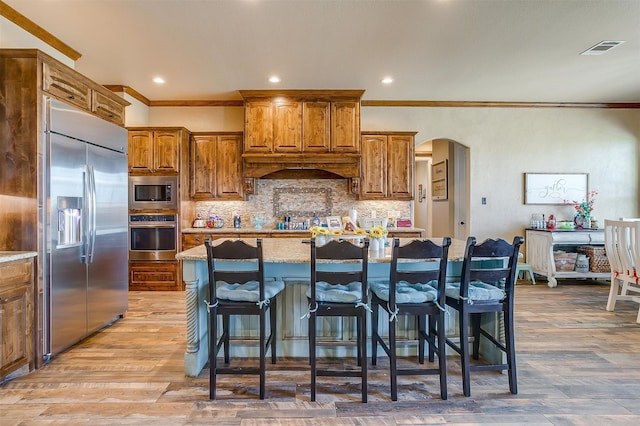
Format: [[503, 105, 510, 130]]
[[370, 237, 451, 401], [604, 219, 640, 322], [308, 237, 369, 402], [445, 236, 523, 397], [204, 238, 285, 399]]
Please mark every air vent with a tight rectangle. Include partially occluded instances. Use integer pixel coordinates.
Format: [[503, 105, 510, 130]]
[[580, 40, 625, 56]]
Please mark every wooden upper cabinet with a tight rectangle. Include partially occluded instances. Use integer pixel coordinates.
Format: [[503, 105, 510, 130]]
[[360, 131, 415, 200], [128, 131, 154, 171], [42, 62, 92, 111], [360, 135, 388, 199], [41, 59, 127, 126], [240, 90, 364, 155], [215, 134, 243, 199], [331, 101, 360, 152], [190, 134, 216, 199], [128, 129, 184, 174], [154, 131, 180, 172], [387, 134, 414, 199], [273, 100, 301, 152], [190, 132, 243, 200], [244, 100, 273, 153], [92, 91, 125, 126], [302, 101, 331, 152]]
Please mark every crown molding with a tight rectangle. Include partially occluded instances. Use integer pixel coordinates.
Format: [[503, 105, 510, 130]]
[[361, 100, 640, 109], [0, 1, 81, 61]]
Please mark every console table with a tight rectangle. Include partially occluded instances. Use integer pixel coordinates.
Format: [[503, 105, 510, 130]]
[[525, 229, 609, 288]]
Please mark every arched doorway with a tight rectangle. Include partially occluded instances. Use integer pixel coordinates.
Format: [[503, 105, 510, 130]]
[[414, 138, 470, 239]]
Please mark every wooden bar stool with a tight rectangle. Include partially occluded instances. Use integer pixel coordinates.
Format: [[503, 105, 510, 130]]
[[307, 237, 370, 402], [370, 237, 451, 401], [445, 236, 523, 397], [204, 238, 285, 399]]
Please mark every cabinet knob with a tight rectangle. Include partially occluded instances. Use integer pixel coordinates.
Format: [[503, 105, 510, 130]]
[[69, 95, 75, 99], [195, 237, 202, 242]]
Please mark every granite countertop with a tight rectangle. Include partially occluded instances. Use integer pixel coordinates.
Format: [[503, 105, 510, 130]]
[[182, 227, 426, 234], [0, 251, 38, 264], [176, 237, 466, 263]]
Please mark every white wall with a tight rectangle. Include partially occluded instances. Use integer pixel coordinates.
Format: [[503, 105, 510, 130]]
[[362, 106, 640, 244]]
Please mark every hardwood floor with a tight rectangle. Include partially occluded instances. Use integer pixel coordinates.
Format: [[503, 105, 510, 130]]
[[3, 279, 640, 425]]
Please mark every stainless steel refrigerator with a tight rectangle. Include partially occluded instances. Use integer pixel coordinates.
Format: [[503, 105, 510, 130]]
[[41, 97, 128, 358]]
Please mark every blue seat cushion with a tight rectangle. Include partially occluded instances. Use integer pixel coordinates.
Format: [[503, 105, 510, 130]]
[[306, 281, 363, 303], [216, 280, 285, 302], [370, 280, 438, 303], [446, 281, 505, 301]]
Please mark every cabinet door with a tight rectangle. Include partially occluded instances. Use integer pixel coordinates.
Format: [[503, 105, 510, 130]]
[[190, 135, 216, 199], [128, 130, 154, 171], [129, 261, 179, 291], [153, 130, 180, 173], [216, 134, 244, 199], [244, 100, 273, 152], [387, 135, 414, 199], [0, 259, 33, 379], [302, 101, 330, 152], [360, 135, 387, 199], [331, 101, 359, 152], [182, 234, 209, 251], [42, 62, 92, 111], [273, 100, 301, 152], [92, 91, 125, 126]]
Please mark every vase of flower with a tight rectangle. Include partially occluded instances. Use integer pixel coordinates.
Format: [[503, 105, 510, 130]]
[[566, 191, 597, 230], [370, 237, 380, 252]]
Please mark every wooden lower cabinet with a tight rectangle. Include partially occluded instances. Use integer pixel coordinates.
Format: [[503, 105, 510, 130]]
[[129, 261, 182, 291], [0, 257, 34, 381]]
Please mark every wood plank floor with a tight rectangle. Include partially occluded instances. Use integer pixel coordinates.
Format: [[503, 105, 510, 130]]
[[3, 279, 640, 425]]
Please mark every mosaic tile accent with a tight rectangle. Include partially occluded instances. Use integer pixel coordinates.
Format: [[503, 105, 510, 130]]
[[273, 187, 332, 217]]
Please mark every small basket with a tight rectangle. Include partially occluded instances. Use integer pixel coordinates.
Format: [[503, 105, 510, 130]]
[[577, 246, 610, 272], [554, 252, 577, 272]]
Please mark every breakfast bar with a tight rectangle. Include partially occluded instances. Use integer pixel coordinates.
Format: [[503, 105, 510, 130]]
[[177, 237, 502, 377]]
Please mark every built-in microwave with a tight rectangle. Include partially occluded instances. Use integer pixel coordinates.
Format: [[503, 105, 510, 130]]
[[129, 175, 178, 210]]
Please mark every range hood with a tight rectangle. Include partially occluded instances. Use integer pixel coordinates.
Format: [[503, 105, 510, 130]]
[[242, 153, 361, 179]]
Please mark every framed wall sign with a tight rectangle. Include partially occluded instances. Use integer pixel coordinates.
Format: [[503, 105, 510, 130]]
[[524, 173, 588, 205], [431, 160, 448, 201]]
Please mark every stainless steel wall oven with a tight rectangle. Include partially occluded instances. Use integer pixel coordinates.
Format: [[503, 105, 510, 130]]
[[129, 214, 177, 261]]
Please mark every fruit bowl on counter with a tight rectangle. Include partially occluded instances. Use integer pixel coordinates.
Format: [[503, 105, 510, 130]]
[[557, 220, 575, 230]]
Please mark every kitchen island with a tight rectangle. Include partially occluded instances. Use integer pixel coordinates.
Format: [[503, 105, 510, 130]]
[[176, 237, 476, 376]]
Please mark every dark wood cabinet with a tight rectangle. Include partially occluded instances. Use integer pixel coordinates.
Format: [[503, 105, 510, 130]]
[[190, 132, 243, 200], [360, 131, 415, 200], [128, 128, 189, 175], [0, 257, 35, 380], [129, 261, 181, 291]]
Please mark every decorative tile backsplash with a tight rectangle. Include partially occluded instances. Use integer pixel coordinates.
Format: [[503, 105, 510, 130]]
[[195, 179, 411, 229]]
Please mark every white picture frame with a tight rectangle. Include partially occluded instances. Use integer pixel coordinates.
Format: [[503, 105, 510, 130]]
[[524, 173, 588, 205], [326, 216, 342, 230]]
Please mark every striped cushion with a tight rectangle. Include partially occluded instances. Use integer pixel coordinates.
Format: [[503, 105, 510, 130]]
[[370, 280, 438, 303], [306, 281, 362, 303], [446, 281, 505, 301], [217, 280, 285, 302]]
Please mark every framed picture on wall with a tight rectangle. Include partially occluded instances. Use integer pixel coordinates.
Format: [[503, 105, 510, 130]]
[[431, 160, 448, 201], [524, 173, 588, 205]]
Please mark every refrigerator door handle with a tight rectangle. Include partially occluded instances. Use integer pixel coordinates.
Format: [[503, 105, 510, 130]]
[[87, 165, 97, 263]]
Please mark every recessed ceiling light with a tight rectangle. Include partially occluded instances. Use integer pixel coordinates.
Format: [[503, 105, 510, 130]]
[[152, 77, 166, 84], [268, 76, 281, 83], [381, 77, 394, 84]]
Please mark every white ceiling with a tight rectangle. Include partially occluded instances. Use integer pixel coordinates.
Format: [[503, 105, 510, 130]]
[[3, 0, 640, 103]]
